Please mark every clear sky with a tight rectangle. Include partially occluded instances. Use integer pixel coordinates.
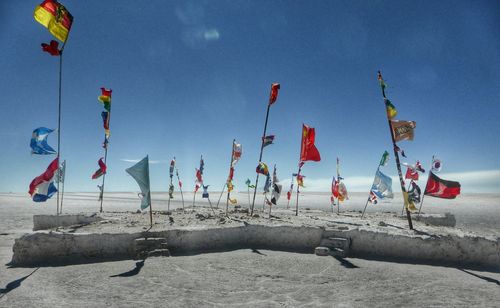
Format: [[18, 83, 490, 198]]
[[1, 0, 499, 194]]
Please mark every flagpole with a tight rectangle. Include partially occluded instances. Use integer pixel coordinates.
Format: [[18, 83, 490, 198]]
[[417, 155, 433, 218], [287, 175, 294, 209], [167, 157, 174, 212], [99, 144, 109, 213], [175, 168, 185, 211], [361, 166, 379, 219], [55, 50, 63, 216], [336, 158, 340, 215], [149, 191, 153, 228], [401, 181, 412, 216], [226, 139, 235, 217], [251, 102, 271, 216], [60, 160, 66, 213], [216, 184, 226, 208], [378, 71, 413, 230], [295, 165, 302, 216], [247, 185, 251, 209]]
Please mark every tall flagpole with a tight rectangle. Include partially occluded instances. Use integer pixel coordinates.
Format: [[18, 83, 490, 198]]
[[99, 93, 112, 213], [175, 167, 185, 210], [336, 158, 340, 214], [378, 71, 413, 230], [226, 139, 235, 216], [251, 103, 271, 216], [60, 160, 66, 213], [417, 155, 433, 217], [55, 49, 63, 215]]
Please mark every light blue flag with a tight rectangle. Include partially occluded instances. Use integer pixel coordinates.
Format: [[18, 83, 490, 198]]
[[30, 127, 56, 155], [371, 169, 394, 199], [126, 156, 151, 210]]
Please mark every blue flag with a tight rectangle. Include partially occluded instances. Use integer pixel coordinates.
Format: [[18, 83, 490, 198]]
[[126, 156, 151, 210], [30, 127, 56, 155], [371, 169, 394, 199]]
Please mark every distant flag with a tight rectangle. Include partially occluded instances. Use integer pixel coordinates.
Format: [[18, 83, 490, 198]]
[[269, 83, 280, 105], [431, 158, 442, 173], [368, 190, 378, 204], [178, 179, 183, 188], [102, 135, 109, 149], [34, 0, 73, 43], [405, 167, 419, 181], [330, 177, 336, 205], [271, 183, 282, 205], [299, 124, 321, 162], [272, 164, 279, 183], [390, 120, 416, 142], [407, 181, 421, 204], [98, 88, 112, 112], [394, 145, 406, 158], [91, 158, 107, 179], [232, 142, 242, 165], [41, 40, 60, 56], [371, 169, 394, 199], [169, 159, 175, 178], [199, 156, 205, 175], [30, 127, 57, 155], [228, 167, 234, 182], [379, 151, 389, 167], [296, 174, 305, 187], [195, 168, 203, 191], [101, 111, 110, 137], [168, 184, 174, 199], [125, 156, 151, 210], [256, 162, 269, 176], [424, 172, 461, 199], [262, 135, 275, 148], [245, 178, 255, 189], [384, 98, 397, 120], [202, 185, 209, 198], [263, 174, 271, 193], [29, 157, 59, 202]]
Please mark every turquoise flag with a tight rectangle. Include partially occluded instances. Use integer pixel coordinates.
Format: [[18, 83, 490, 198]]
[[126, 156, 151, 210]]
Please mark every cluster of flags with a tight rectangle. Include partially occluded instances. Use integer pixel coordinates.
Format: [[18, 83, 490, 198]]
[[91, 88, 112, 195], [226, 141, 242, 205], [29, 0, 74, 204]]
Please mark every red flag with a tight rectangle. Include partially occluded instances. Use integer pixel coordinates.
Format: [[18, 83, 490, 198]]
[[405, 167, 419, 181], [29, 157, 59, 196], [228, 167, 234, 181], [41, 40, 60, 56], [100, 87, 112, 97], [299, 124, 321, 162], [269, 83, 280, 105], [424, 172, 461, 199], [91, 158, 107, 179]]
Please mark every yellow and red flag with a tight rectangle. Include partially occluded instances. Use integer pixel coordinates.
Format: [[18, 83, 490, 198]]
[[299, 124, 321, 162], [34, 0, 73, 43]]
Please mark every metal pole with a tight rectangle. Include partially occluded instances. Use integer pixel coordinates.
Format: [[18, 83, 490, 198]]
[[99, 146, 108, 213], [55, 52, 63, 216], [60, 160, 66, 214], [378, 71, 413, 230], [361, 167, 379, 219], [175, 168, 185, 210], [149, 191, 153, 228], [251, 102, 272, 216], [295, 166, 302, 216], [226, 139, 235, 217]]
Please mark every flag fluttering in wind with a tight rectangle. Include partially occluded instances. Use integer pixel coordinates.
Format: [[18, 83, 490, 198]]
[[424, 172, 461, 199], [431, 158, 442, 173], [125, 156, 151, 210], [368, 190, 378, 204], [385, 98, 397, 120], [379, 151, 389, 166], [195, 168, 203, 192], [271, 183, 282, 205], [91, 158, 107, 179], [98, 88, 112, 112], [41, 40, 60, 56], [34, 0, 73, 43], [168, 184, 174, 199], [29, 158, 59, 202], [263, 174, 271, 193], [245, 178, 255, 188], [101, 111, 110, 137], [390, 120, 416, 142], [262, 135, 275, 148], [256, 162, 269, 176], [199, 156, 205, 175], [232, 142, 242, 165], [371, 170, 394, 199], [202, 185, 209, 198], [403, 161, 425, 180], [169, 159, 175, 178], [408, 181, 421, 204], [30, 127, 57, 155], [300, 124, 321, 162], [333, 180, 348, 202], [269, 83, 280, 105], [296, 174, 305, 187]]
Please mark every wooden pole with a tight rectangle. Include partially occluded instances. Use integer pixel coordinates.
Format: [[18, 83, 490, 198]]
[[251, 101, 272, 216], [175, 168, 185, 210], [226, 139, 236, 217], [378, 71, 413, 230], [417, 155, 433, 218]]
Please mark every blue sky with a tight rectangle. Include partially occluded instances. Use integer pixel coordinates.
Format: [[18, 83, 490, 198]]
[[1, 0, 499, 194]]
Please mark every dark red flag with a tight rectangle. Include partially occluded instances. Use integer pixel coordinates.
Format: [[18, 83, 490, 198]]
[[405, 167, 419, 181], [299, 124, 321, 162], [269, 83, 280, 105], [424, 172, 460, 199], [41, 40, 60, 56]]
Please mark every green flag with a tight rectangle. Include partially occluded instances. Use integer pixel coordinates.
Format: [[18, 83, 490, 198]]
[[379, 151, 389, 166], [126, 156, 151, 210]]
